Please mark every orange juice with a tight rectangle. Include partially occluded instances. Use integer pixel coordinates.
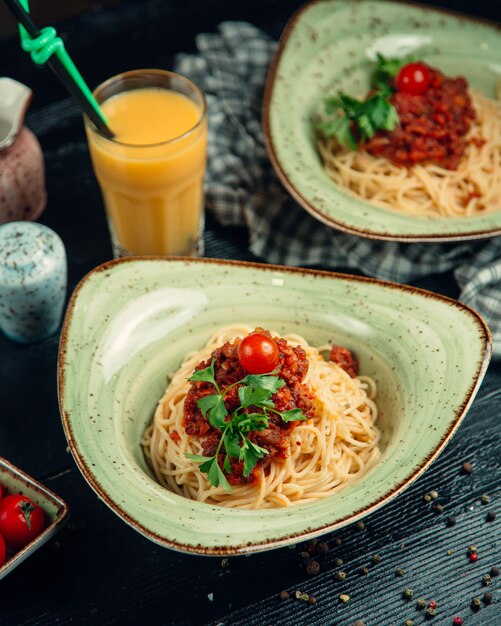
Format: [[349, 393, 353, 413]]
[[85, 73, 207, 256]]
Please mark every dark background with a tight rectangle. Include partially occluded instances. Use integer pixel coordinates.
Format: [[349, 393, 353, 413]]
[[0, 1, 500, 624]]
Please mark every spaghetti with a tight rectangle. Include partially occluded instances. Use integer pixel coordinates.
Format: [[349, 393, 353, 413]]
[[142, 325, 381, 509], [317, 91, 501, 218]]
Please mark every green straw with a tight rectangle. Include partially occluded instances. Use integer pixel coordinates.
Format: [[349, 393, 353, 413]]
[[4, 0, 114, 138]]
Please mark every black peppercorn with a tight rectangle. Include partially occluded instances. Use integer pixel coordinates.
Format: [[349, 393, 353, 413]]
[[446, 516, 456, 527], [316, 541, 329, 555], [280, 591, 290, 601], [483, 592, 493, 605], [486, 511, 496, 522], [433, 503, 444, 514], [333, 537, 343, 547], [490, 566, 499, 577], [306, 560, 320, 576], [355, 521, 365, 531], [359, 566, 369, 576]]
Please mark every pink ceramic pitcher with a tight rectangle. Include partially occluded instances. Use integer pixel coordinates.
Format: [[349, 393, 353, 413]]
[[0, 78, 46, 224]]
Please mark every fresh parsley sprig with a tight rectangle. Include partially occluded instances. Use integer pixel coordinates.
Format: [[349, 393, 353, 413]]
[[373, 52, 410, 83], [185, 359, 308, 492], [316, 53, 406, 149]]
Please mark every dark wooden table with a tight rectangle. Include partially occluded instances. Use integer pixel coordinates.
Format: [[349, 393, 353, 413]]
[[1, 1, 499, 624]]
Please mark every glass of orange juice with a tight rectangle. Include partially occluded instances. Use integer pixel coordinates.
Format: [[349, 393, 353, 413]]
[[84, 69, 207, 257]]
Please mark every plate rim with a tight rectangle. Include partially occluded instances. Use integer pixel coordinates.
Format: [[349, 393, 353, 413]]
[[58, 256, 492, 555], [262, 0, 501, 243]]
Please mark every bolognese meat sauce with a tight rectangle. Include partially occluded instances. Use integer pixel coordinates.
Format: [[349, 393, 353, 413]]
[[363, 65, 476, 170], [184, 329, 316, 485]]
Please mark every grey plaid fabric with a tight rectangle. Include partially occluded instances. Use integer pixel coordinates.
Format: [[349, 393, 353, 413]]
[[175, 22, 501, 358]]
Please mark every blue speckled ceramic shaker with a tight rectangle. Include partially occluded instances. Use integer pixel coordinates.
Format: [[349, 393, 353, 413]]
[[0, 222, 67, 343]]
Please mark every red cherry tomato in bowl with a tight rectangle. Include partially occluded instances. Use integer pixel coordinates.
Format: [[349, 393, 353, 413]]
[[0, 494, 45, 550], [396, 62, 430, 95], [237, 333, 280, 374], [0, 532, 5, 566]]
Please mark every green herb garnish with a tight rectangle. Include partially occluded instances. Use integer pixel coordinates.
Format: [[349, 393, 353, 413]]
[[185, 359, 308, 491], [373, 52, 409, 82], [316, 53, 406, 149]]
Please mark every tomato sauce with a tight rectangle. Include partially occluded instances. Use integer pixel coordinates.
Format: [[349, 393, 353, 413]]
[[183, 329, 316, 485], [329, 345, 359, 378], [363, 65, 476, 170]]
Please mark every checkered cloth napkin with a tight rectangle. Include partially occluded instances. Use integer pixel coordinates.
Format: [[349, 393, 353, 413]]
[[175, 22, 501, 358]]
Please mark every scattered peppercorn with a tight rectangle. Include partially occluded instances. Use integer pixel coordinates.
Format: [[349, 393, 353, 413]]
[[316, 542, 329, 555], [353, 621, 366, 626], [425, 607, 436, 619], [446, 516, 456, 527], [280, 591, 290, 601], [405, 620, 414, 626], [468, 545, 477, 554], [481, 494, 490, 505], [428, 601, 437, 610], [447, 550, 454, 556], [335, 571, 347, 581], [429, 490, 439, 500], [372, 553, 382, 564], [339, 594, 350, 603], [355, 521, 365, 532], [306, 560, 321, 576], [360, 566, 369, 576], [453, 617, 463, 625], [294, 590, 312, 603], [462, 462, 473, 474], [300, 551, 310, 560], [423, 494, 432, 503], [395, 568, 405, 577], [309, 596, 317, 605], [471, 597, 481, 611], [334, 558, 344, 567], [333, 537, 343, 547], [486, 511, 496, 522], [403, 588, 414, 600], [221, 558, 230, 569], [482, 574, 492, 586], [483, 592, 492, 605], [469, 553, 478, 563], [433, 504, 444, 514], [416, 598, 426, 610], [490, 566, 499, 577]]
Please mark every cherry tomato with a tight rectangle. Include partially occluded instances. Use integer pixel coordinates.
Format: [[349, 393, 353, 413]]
[[0, 495, 45, 550], [396, 62, 431, 95], [0, 533, 5, 566], [237, 333, 280, 374]]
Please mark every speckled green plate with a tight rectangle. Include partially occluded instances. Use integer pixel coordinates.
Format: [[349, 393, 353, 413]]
[[58, 258, 491, 555], [263, 0, 501, 241]]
